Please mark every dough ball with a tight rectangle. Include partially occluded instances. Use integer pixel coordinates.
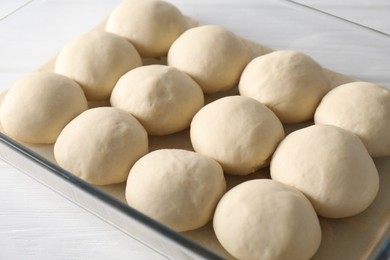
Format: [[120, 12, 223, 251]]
[[314, 81, 390, 157], [126, 149, 226, 232], [0, 72, 88, 144], [55, 30, 142, 100], [110, 65, 204, 136], [239, 50, 330, 123], [106, 0, 187, 57], [213, 179, 321, 260], [190, 96, 284, 175], [270, 125, 379, 218], [168, 25, 249, 94], [54, 107, 148, 185]]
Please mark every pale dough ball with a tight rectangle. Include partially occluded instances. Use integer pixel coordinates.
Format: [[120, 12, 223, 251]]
[[110, 65, 204, 136], [0, 72, 88, 144], [239, 50, 330, 123], [106, 0, 187, 57], [126, 149, 226, 232], [55, 30, 142, 100], [190, 96, 284, 175], [168, 25, 249, 94], [213, 179, 321, 260], [315, 81, 390, 157], [270, 125, 379, 218], [54, 107, 148, 185]]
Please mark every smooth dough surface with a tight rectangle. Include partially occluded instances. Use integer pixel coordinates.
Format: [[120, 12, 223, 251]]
[[110, 65, 204, 136], [168, 25, 249, 94], [190, 96, 284, 175], [270, 125, 379, 218], [0, 72, 88, 144], [314, 81, 390, 157], [55, 30, 142, 100], [54, 107, 148, 185], [239, 50, 330, 123], [106, 0, 187, 57], [213, 179, 321, 260], [126, 149, 226, 232]]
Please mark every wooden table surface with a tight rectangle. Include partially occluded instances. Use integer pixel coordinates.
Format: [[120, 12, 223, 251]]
[[0, 0, 389, 259]]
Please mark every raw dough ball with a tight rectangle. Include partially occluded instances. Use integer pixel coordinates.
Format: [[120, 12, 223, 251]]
[[270, 125, 379, 218], [314, 81, 390, 157], [0, 72, 87, 144], [106, 0, 187, 57], [126, 149, 226, 232], [55, 30, 142, 100], [239, 50, 330, 123], [110, 65, 204, 136], [190, 96, 284, 175], [54, 107, 148, 185], [168, 25, 249, 94], [213, 179, 321, 260]]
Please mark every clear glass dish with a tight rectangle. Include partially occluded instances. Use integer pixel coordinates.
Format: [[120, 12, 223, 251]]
[[0, 0, 389, 259]]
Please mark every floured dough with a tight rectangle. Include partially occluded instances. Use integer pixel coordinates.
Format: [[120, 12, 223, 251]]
[[239, 50, 330, 123], [54, 107, 148, 185], [213, 179, 322, 260], [0, 72, 88, 144], [110, 65, 204, 136], [126, 149, 226, 232], [55, 30, 142, 100], [315, 81, 390, 157], [106, 0, 187, 57], [190, 96, 284, 175], [168, 25, 249, 94], [271, 125, 379, 218]]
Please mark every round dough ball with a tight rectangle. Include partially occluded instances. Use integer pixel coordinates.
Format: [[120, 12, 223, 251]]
[[314, 81, 390, 157], [270, 125, 379, 218], [110, 65, 204, 136], [0, 72, 88, 144], [213, 179, 321, 260], [126, 149, 226, 232], [106, 0, 187, 57], [239, 50, 330, 123], [190, 96, 284, 175], [54, 107, 148, 185], [55, 30, 142, 100], [168, 25, 249, 94]]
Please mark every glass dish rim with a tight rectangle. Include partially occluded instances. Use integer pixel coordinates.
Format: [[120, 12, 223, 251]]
[[285, 0, 390, 38], [0, 132, 223, 259]]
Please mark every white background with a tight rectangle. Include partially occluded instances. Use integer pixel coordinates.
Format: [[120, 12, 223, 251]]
[[0, 0, 389, 259]]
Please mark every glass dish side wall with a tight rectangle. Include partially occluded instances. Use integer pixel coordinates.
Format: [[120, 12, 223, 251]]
[[0, 133, 222, 259]]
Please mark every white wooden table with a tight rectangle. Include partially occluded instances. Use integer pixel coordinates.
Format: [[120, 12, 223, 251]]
[[0, 0, 389, 259]]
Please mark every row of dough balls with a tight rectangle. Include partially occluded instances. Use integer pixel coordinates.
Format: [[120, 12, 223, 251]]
[[190, 95, 380, 218], [4, 0, 388, 148], [55, 109, 379, 260], [2, 0, 388, 156], [0, 1, 388, 259], [185, 94, 381, 260], [0, 0, 332, 144], [54, 0, 250, 102], [127, 151, 323, 260], [2, 81, 382, 259]]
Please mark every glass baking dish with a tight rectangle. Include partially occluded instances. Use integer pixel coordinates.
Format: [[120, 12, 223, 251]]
[[0, 0, 389, 259]]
